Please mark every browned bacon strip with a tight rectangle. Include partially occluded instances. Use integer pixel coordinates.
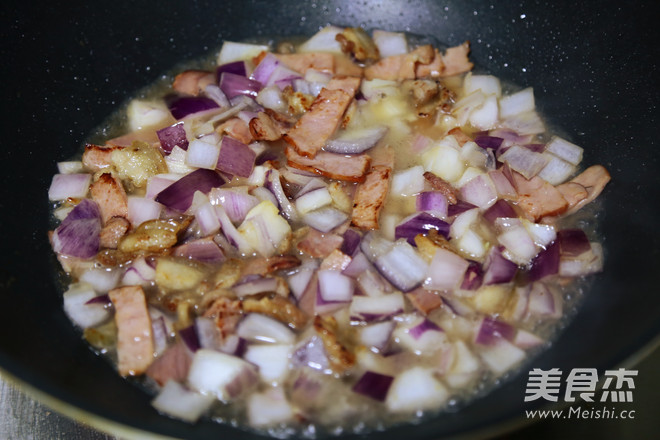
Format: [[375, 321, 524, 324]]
[[241, 294, 308, 329], [276, 52, 335, 74], [406, 287, 444, 315], [218, 117, 254, 145], [351, 165, 391, 230], [249, 111, 286, 141], [364, 45, 435, 81], [296, 228, 344, 258], [284, 88, 354, 158], [423, 171, 459, 204], [99, 216, 130, 249], [440, 42, 474, 77], [146, 341, 192, 386], [90, 173, 128, 224], [512, 172, 569, 222], [325, 75, 362, 96], [241, 255, 301, 278], [562, 165, 610, 215], [285, 147, 371, 182], [172, 70, 215, 96], [82, 144, 123, 172], [108, 286, 154, 376]]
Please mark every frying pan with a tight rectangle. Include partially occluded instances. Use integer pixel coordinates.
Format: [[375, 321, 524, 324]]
[[2, 0, 659, 438]]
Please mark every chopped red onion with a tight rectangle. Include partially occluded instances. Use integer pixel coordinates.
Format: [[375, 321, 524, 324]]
[[173, 238, 225, 263], [157, 122, 188, 154], [557, 229, 591, 257], [475, 316, 516, 346], [479, 338, 526, 374], [208, 187, 259, 224], [416, 191, 448, 218], [526, 241, 560, 281], [375, 241, 428, 292], [350, 293, 404, 322], [559, 242, 603, 277], [84, 293, 111, 306], [236, 313, 295, 344], [194, 202, 221, 236], [372, 29, 408, 56], [216, 61, 248, 80], [487, 169, 517, 199], [460, 260, 484, 290], [121, 257, 156, 286], [498, 223, 538, 265], [233, 277, 278, 298], [187, 349, 258, 401], [545, 136, 583, 165], [219, 72, 262, 99], [203, 84, 230, 108], [342, 252, 371, 278], [151, 315, 169, 356], [186, 138, 221, 170], [216, 136, 256, 178], [52, 199, 101, 259], [315, 289, 351, 316], [151, 380, 214, 423], [526, 282, 562, 319], [424, 248, 469, 291], [79, 267, 121, 293], [179, 325, 201, 352], [63, 283, 111, 328], [318, 270, 355, 302], [513, 330, 545, 349], [291, 336, 330, 371], [408, 318, 443, 340], [295, 187, 332, 214], [352, 371, 394, 402], [357, 268, 394, 297], [324, 126, 388, 154], [358, 320, 395, 352], [296, 177, 327, 198], [459, 174, 498, 209], [48, 173, 92, 201], [482, 246, 518, 285], [155, 169, 226, 212], [266, 64, 302, 89], [340, 229, 361, 257], [265, 169, 300, 222], [483, 199, 517, 224], [302, 207, 348, 233], [128, 196, 162, 227], [395, 212, 450, 246], [288, 268, 316, 300], [448, 200, 478, 217], [165, 95, 219, 120], [250, 53, 281, 84], [146, 175, 178, 199], [474, 135, 504, 151], [215, 205, 251, 252]]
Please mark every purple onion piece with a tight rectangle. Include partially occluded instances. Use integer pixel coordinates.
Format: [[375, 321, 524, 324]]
[[156, 122, 188, 154], [447, 200, 478, 217], [483, 246, 518, 285], [475, 316, 516, 345], [165, 95, 219, 120], [341, 229, 362, 256], [219, 72, 262, 99], [483, 199, 518, 224], [394, 212, 450, 246], [155, 169, 226, 212], [461, 260, 484, 290], [557, 229, 591, 257], [526, 240, 560, 282], [352, 371, 394, 402], [416, 191, 448, 216], [173, 239, 226, 263], [408, 318, 443, 340], [523, 143, 546, 153], [216, 61, 247, 81], [52, 199, 102, 259], [216, 136, 256, 178], [179, 325, 201, 352], [474, 135, 504, 151], [84, 293, 111, 306]]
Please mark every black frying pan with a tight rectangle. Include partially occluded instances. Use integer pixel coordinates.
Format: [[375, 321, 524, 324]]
[[2, 1, 659, 439]]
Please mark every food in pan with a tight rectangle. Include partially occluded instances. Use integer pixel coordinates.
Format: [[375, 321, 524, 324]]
[[48, 25, 610, 434]]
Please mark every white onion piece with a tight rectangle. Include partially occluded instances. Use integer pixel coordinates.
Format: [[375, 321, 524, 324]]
[[458, 174, 498, 209], [479, 339, 526, 374], [266, 169, 300, 222], [445, 341, 481, 389], [468, 95, 499, 130], [544, 136, 584, 166], [499, 145, 549, 179], [523, 220, 556, 248], [127, 99, 171, 131], [251, 185, 277, 206], [513, 330, 545, 349], [122, 257, 156, 286], [195, 202, 221, 236], [498, 225, 539, 265], [217, 41, 269, 64], [216, 205, 252, 253], [288, 268, 316, 300], [256, 86, 287, 113], [357, 268, 392, 297], [318, 270, 355, 302], [295, 187, 332, 214], [204, 84, 230, 108], [186, 138, 221, 169], [385, 367, 450, 413], [237, 313, 295, 344], [150, 315, 169, 356], [296, 177, 327, 197], [247, 388, 294, 427], [424, 248, 469, 291], [57, 161, 84, 174], [342, 252, 372, 278], [526, 283, 563, 319], [302, 207, 348, 233], [324, 126, 388, 154], [559, 242, 604, 277], [350, 292, 405, 322], [372, 29, 408, 57], [233, 277, 279, 298], [79, 268, 121, 293], [394, 315, 448, 354], [298, 25, 343, 54], [499, 87, 535, 118], [464, 74, 502, 97], [151, 380, 215, 423], [538, 153, 576, 185], [165, 146, 196, 174], [375, 241, 428, 292], [209, 187, 259, 224], [145, 174, 179, 199], [244, 345, 292, 383], [359, 320, 395, 352], [450, 208, 479, 239], [62, 283, 111, 329], [500, 110, 546, 136], [187, 349, 258, 401], [390, 165, 425, 197], [128, 196, 162, 227], [48, 174, 92, 201], [487, 169, 517, 199]]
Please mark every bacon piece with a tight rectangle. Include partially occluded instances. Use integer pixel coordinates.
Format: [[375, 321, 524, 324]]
[[562, 165, 610, 215], [512, 172, 569, 221], [241, 255, 301, 278], [415, 48, 445, 78], [423, 171, 458, 204], [333, 54, 364, 77], [146, 341, 192, 386], [296, 228, 344, 258], [335, 27, 380, 63], [285, 147, 371, 182], [82, 144, 124, 172], [313, 315, 355, 373], [90, 173, 128, 224], [108, 286, 154, 376], [406, 287, 444, 315], [447, 127, 473, 146], [364, 45, 435, 81], [203, 297, 243, 338], [99, 216, 130, 249], [276, 52, 334, 74], [242, 294, 308, 329], [325, 75, 362, 96], [320, 249, 352, 271], [249, 111, 286, 141], [284, 88, 354, 158], [351, 165, 391, 230], [217, 117, 253, 145], [172, 70, 215, 96], [441, 42, 474, 77]]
